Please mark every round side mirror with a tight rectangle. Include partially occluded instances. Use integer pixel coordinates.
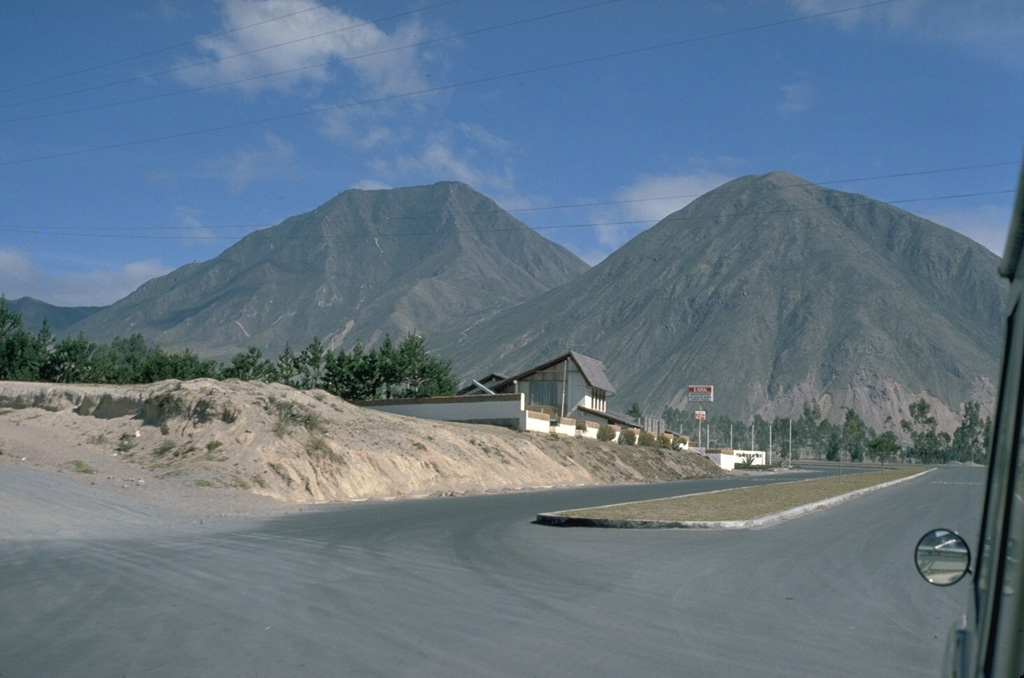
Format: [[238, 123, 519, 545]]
[[915, 529, 971, 586]]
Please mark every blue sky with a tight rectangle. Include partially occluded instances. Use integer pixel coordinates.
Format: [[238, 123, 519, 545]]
[[1, 0, 1022, 307]]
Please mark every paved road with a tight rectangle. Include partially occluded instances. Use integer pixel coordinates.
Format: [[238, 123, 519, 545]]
[[0, 466, 984, 677]]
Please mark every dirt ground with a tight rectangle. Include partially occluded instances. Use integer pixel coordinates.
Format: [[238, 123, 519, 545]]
[[0, 379, 724, 538]]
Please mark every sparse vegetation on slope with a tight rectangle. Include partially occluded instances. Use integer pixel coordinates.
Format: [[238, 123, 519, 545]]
[[0, 379, 724, 506]]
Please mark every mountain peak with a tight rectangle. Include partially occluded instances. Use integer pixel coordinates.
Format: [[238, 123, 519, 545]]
[[443, 173, 1004, 431], [70, 183, 589, 359]]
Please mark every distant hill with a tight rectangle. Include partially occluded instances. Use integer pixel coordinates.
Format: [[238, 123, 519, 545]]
[[438, 171, 1007, 431], [69, 182, 589, 360], [8, 297, 105, 334]]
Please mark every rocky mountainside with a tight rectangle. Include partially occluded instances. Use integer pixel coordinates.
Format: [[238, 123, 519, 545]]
[[438, 172, 1008, 431], [69, 182, 589, 360]]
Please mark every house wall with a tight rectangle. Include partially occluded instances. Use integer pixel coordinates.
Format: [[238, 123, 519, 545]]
[[525, 409, 552, 433], [552, 417, 576, 437], [706, 449, 736, 470], [501, 358, 594, 418], [579, 421, 599, 439], [734, 450, 767, 466], [355, 393, 527, 430]]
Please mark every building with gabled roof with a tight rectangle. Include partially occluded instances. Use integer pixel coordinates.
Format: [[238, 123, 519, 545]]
[[357, 351, 662, 437], [481, 351, 613, 413]]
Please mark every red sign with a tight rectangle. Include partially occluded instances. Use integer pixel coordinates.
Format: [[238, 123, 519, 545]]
[[688, 385, 714, 402]]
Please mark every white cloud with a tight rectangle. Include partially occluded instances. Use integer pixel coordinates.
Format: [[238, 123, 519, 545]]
[[0, 249, 171, 307], [210, 132, 297, 194], [375, 127, 515, 193], [777, 80, 813, 117], [0, 249, 37, 287], [590, 170, 732, 252], [176, 0, 433, 95], [918, 204, 1012, 255], [458, 122, 512, 153], [791, 0, 1024, 69], [175, 206, 215, 242], [351, 179, 391, 191]]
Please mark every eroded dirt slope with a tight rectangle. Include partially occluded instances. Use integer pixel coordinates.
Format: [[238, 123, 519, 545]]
[[0, 379, 723, 510]]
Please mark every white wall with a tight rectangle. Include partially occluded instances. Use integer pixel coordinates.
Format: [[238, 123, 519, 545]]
[[358, 393, 527, 430], [705, 450, 736, 470], [733, 450, 766, 466]]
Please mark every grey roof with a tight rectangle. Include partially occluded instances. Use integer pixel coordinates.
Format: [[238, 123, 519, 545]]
[[568, 351, 616, 395], [487, 351, 616, 396]]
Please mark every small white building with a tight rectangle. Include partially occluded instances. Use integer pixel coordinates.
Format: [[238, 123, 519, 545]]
[[360, 351, 670, 439], [702, 448, 766, 470], [468, 351, 616, 421]]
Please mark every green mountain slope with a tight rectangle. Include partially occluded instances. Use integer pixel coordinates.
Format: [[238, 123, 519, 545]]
[[439, 172, 1007, 430], [70, 182, 589, 359], [8, 297, 105, 334]]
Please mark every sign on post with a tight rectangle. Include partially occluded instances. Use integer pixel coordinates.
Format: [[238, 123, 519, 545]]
[[695, 410, 706, 420], [688, 385, 714, 403]]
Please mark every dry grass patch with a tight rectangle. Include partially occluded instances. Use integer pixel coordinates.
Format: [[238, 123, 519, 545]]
[[555, 467, 929, 522]]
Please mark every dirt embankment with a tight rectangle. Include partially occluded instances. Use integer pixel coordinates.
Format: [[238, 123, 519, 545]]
[[0, 379, 723, 514]]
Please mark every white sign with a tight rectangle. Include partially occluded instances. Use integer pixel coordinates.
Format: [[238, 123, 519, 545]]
[[688, 385, 714, 402]]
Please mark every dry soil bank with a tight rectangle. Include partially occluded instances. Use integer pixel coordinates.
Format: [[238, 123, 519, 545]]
[[0, 379, 723, 529]]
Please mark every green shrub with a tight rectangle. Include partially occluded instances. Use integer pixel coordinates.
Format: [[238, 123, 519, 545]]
[[638, 431, 657, 447], [154, 440, 177, 456], [596, 425, 616, 442], [65, 460, 96, 474], [619, 430, 637, 446]]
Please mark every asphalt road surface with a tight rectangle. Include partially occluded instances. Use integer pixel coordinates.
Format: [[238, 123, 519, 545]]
[[1, 465, 984, 677]]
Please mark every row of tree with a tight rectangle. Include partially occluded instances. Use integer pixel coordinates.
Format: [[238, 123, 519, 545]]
[[662, 397, 990, 466], [0, 299, 458, 400]]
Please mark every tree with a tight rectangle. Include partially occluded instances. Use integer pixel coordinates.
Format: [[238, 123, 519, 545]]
[[223, 346, 275, 382], [298, 337, 329, 390], [40, 333, 96, 383], [901, 398, 951, 463], [93, 334, 150, 383], [626, 402, 643, 424], [824, 425, 842, 462], [140, 347, 217, 382], [867, 430, 901, 469], [800, 399, 823, 459], [0, 296, 45, 381], [951, 400, 986, 464], [842, 409, 868, 463], [276, 343, 300, 386]]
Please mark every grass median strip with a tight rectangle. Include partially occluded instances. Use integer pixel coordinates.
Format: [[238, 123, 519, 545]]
[[549, 467, 929, 524]]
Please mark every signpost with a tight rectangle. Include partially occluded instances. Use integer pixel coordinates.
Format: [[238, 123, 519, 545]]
[[689, 386, 713, 447], [688, 385, 713, 402]]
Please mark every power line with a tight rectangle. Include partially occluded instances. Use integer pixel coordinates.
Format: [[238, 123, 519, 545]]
[[0, 188, 1012, 241], [0, 0, 626, 124], [0, 0, 412, 96], [0, 0, 465, 110], [0, 161, 1015, 233], [0, 0, 900, 166]]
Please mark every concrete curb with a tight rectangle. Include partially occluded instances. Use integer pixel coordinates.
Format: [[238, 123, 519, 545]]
[[535, 468, 934, 530]]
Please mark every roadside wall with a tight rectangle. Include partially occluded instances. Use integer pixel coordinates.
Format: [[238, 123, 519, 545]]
[[354, 393, 527, 430]]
